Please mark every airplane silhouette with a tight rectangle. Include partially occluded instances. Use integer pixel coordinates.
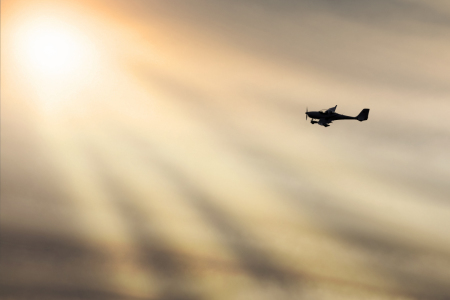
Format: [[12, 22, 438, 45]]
[[306, 105, 369, 127]]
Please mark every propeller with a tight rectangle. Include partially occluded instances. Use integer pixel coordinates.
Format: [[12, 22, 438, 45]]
[[305, 107, 308, 120]]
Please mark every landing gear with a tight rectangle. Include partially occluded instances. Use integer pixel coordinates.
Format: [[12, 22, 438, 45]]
[[310, 120, 317, 124]]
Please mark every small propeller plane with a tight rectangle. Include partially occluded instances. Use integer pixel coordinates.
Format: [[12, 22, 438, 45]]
[[305, 105, 369, 127]]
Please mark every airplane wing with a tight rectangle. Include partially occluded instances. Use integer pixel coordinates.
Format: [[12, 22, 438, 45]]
[[318, 119, 331, 127]]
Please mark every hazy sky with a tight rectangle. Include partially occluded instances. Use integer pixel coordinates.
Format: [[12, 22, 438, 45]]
[[2, 1, 450, 299]]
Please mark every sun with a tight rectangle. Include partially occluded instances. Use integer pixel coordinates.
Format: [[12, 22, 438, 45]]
[[19, 18, 91, 78], [25, 26, 81, 76], [7, 9, 101, 110]]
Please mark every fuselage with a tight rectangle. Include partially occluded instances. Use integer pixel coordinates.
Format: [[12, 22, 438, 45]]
[[306, 111, 355, 120], [306, 111, 326, 119]]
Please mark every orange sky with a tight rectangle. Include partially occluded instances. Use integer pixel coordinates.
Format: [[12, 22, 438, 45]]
[[2, 1, 450, 299]]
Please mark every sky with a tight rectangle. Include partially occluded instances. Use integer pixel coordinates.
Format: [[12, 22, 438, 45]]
[[2, 0, 450, 299]]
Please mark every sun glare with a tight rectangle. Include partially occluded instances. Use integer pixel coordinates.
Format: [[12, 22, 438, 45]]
[[25, 26, 81, 75], [8, 7, 101, 111], [19, 19, 92, 78], [6, 1, 154, 113]]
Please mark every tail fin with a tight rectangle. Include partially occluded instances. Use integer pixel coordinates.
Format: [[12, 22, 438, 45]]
[[356, 109, 370, 121]]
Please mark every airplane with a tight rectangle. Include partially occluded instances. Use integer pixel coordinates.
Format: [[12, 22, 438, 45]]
[[305, 105, 369, 127]]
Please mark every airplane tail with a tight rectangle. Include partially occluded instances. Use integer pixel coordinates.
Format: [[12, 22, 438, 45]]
[[356, 109, 370, 121]]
